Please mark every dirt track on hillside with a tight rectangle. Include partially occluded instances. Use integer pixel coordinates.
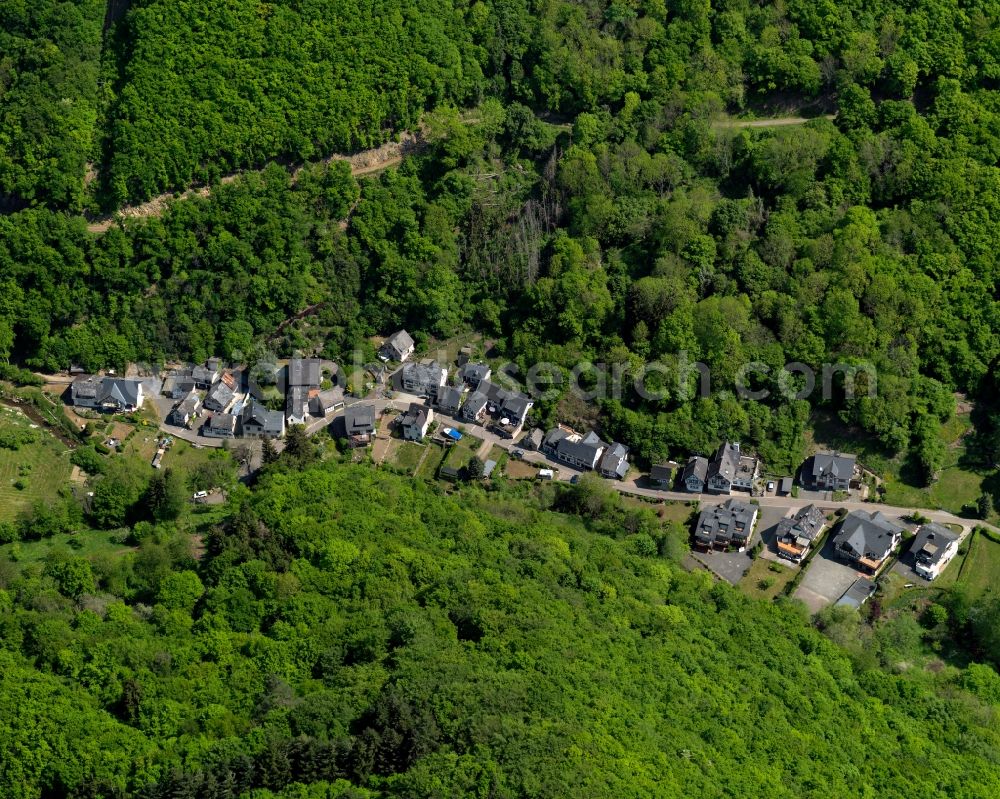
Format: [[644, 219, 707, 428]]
[[86, 132, 423, 233]]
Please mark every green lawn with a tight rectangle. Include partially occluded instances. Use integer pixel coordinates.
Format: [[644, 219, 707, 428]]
[[738, 558, 797, 601], [415, 444, 448, 479], [934, 531, 1000, 599], [0, 530, 133, 565], [0, 406, 73, 522], [392, 441, 428, 474]]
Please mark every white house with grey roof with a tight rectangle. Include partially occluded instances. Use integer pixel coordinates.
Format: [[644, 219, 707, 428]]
[[694, 499, 758, 550], [803, 451, 857, 492], [911, 523, 960, 580], [203, 412, 238, 439], [400, 403, 432, 441], [71, 376, 145, 413], [458, 362, 491, 389], [204, 380, 236, 413], [542, 428, 605, 471], [344, 404, 376, 444], [168, 390, 202, 428], [380, 330, 415, 362], [460, 380, 533, 438], [833, 510, 904, 573]]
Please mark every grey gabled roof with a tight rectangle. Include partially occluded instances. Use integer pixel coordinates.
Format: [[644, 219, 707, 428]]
[[175, 390, 201, 416], [192, 364, 218, 384], [834, 510, 904, 561], [72, 376, 100, 398], [287, 358, 321, 388], [459, 362, 491, 383], [206, 381, 235, 408], [557, 436, 604, 467], [911, 523, 959, 567], [286, 385, 308, 417], [707, 442, 740, 483], [600, 442, 629, 477], [543, 427, 568, 449], [99, 378, 143, 408], [462, 391, 489, 417], [776, 504, 825, 545], [242, 399, 282, 428], [385, 329, 414, 353], [810, 451, 856, 480], [435, 384, 463, 409], [401, 403, 429, 429], [682, 456, 708, 483]]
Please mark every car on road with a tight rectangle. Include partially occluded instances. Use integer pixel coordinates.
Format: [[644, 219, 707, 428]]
[[192, 490, 208, 500], [511, 448, 525, 460], [766, 481, 775, 492]]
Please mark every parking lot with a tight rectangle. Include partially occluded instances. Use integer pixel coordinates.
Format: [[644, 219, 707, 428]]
[[793, 536, 867, 613]]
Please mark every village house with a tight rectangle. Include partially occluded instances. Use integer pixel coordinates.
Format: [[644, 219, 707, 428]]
[[802, 451, 857, 492], [164, 374, 197, 399], [400, 403, 433, 441], [434, 384, 463, 415], [599, 442, 630, 479], [309, 386, 345, 416], [380, 329, 415, 362], [911, 523, 960, 580], [649, 463, 673, 489], [203, 380, 236, 413], [286, 385, 309, 425], [459, 380, 533, 438], [202, 412, 238, 439], [458, 362, 491, 389], [168, 390, 202, 428], [775, 504, 826, 563], [542, 428, 605, 471], [704, 442, 758, 494], [344, 404, 376, 445], [71, 376, 145, 413], [241, 400, 285, 439], [521, 428, 545, 451], [191, 362, 220, 389], [694, 499, 758, 551], [401, 360, 448, 397], [681, 456, 708, 493], [832, 510, 904, 573]]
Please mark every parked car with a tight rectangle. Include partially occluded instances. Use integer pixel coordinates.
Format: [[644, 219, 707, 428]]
[[192, 490, 208, 500], [511, 448, 525, 460], [766, 481, 775, 492]]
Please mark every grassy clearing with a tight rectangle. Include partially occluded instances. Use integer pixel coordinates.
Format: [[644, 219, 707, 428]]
[[503, 459, 540, 480], [416, 444, 448, 479], [0, 530, 133, 565], [391, 441, 427, 474], [738, 558, 797, 600], [0, 407, 72, 522], [936, 531, 1000, 600]]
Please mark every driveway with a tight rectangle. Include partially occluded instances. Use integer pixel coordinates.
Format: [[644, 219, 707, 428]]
[[793, 536, 867, 613]]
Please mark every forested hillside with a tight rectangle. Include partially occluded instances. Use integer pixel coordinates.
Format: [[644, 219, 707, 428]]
[[2, 462, 1000, 798], [2, 0, 1000, 481]]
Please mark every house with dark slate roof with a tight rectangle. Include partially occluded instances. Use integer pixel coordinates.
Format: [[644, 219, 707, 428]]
[[344, 404, 376, 445], [458, 362, 491, 389], [460, 380, 533, 438], [911, 523, 960, 580], [706, 442, 740, 494], [802, 451, 857, 492], [434, 384, 463, 415], [775, 504, 826, 562], [833, 510, 904, 573], [681, 456, 708, 493], [694, 499, 758, 550], [542, 428, 605, 471], [649, 463, 673, 489], [287, 358, 321, 389], [191, 362, 220, 389]]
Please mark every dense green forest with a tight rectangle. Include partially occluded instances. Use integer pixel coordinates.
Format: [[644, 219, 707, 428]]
[[3, 459, 1000, 798]]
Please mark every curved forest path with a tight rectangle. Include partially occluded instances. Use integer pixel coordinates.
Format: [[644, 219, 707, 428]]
[[85, 131, 424, 234], [713, 114, 836, 129]]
